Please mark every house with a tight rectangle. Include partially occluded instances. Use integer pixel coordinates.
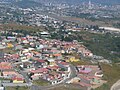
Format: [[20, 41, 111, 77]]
[[12, 77, 24, 83], [22, 40, 29, 44], [7, 43, 14, 48], [49, 72, 61, 79], [15, 45, 23, 50], [0, 62, 12, 70], [36, 43, 44, 50], [31, 68, 49, 80], [47, 58, 56, 66], [95, 71, 103, 78], [2, 71, 18, 78], [53, 54, 62, 59], [46, 74, 54, 81], [83, 50, 93, 57], [0, 44, 6, 50], [77, 65, 92, 74], [7, 36, 16, 42], [47, 65, 60, 72], [66, 56, 79, 62], [20, 56, 30, 62], [57, 61, 69, 71], [19, 49, 34, 62], [35, 59, 48, 68], [22, 62, 35, 71], [11, 54, 19, 59], [40, 31, 50, 38]]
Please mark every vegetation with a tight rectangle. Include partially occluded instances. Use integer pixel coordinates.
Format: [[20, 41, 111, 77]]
[[6, 86, 29, 90], [81, 32, 120, 63], [33, 79, 50, 86], [0, 77, 11, 81], [49, 84, 85, 90], [95, 63, 120, 90], [51, 30, 120, 63], [1, 48, 17, 54], [0, 24, 44, 32], [70, 60, 92, 66]]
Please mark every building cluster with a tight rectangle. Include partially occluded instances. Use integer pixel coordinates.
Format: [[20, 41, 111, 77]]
[[0, 32, 93, 84], [0, 62, 25, 83], [67, 65, 106, 89]]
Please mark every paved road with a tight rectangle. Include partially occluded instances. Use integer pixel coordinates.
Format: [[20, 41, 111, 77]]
[[63, 64, 77, 83], [30, 85, 41, 90], [19, 70, 30, 83], [69, 64, 77, 77], [2, 83, 28, 86], [111, 80, 120, 90]]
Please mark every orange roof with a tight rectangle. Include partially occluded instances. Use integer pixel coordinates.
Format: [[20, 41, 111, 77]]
[[53, 54, 61, 57], [31, 51, 40, 54]]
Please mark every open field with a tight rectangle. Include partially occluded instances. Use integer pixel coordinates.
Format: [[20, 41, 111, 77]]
[[0, 24, 45, 31], [46, 13, 112, 27], [33, 79, 50, 86], [49, 84, 87, 90], [6, 86, 29, 90], [95, 64, 120, 90]]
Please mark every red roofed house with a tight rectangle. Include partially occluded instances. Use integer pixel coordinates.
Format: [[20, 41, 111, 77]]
[[36, 59, 48, 68], [31, 68, 49, 80], [47, 65, 60, 72], [0, 62, 12, 70], [12, 77, 24, 83]]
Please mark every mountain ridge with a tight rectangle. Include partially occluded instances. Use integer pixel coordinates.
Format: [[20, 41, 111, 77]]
[[33, 0, 120, 5], [0, 0, 120, 5]]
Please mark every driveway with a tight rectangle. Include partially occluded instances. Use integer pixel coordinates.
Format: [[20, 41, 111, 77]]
[[111, 80, 120, 90]]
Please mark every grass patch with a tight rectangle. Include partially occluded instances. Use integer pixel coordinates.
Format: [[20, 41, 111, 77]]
[[6, 86, 29, 90], [0, 24, 44, 31], [0, 77, 11, 81], [49, 84, 86, 90], [33, 79, 50, 86], [95, 63, 120, 90], [1, 48, 17, 54], [70, 60, 92, 66]]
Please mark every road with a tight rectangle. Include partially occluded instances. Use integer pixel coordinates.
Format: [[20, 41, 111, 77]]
[[111, 80, 120, 90], [2, 83, 29, 86], [68, 64, 77, 79], [19, 70, 30, 83], [63, 64, 77, 83], [30, 85, 41, 90]]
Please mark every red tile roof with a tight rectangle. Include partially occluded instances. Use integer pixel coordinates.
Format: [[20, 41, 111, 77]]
[[12, 77, 24, 81], [47, 65, 60, 70], [37, 60, 46, 63], [0, 62, 12, 70], [31, 68, 49, 73], [11, 54, 19, 58], [59, 61, 69, 66]]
